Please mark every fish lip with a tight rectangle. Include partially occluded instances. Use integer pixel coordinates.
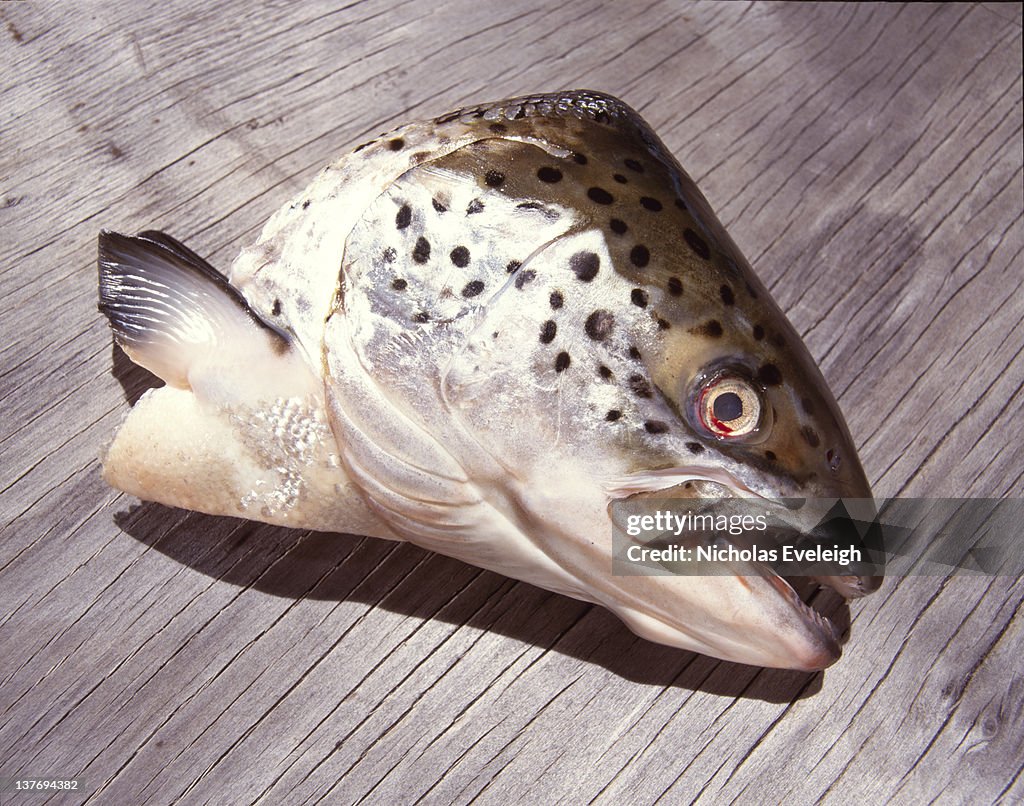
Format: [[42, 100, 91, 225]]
[[605, 464, 762, 498]]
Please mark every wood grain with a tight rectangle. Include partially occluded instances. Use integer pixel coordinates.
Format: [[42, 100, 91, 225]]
[[1, 1, 1021, 803]]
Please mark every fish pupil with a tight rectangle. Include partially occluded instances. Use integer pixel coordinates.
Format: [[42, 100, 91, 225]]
[[713, 391, 743, 422]]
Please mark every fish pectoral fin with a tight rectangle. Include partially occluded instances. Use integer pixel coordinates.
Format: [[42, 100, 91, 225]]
[[97, 230, 390, 533], [98, 230, 292, 391]]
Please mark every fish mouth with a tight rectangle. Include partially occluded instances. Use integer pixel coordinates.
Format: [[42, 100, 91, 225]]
[[608, 465, 882, 600], [604, 468, 881, 670]]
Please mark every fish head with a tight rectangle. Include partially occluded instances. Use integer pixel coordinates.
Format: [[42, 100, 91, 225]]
[[322, 91, 881, 669]]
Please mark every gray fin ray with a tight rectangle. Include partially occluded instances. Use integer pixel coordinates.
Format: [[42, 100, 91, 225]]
[[97, 230, 288, 387]]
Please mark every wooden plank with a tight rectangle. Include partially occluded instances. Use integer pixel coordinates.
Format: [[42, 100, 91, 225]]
[[1, 1, 1021, 804]]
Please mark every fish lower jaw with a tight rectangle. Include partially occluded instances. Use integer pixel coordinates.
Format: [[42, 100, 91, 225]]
[[765, 569, 844, 668]]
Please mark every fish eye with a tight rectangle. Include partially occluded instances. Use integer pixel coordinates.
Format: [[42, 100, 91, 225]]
[[695, 374, 764, 439]]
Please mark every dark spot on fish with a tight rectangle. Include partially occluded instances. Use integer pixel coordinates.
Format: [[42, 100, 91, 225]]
[[639, 196, 662, 212], [432, 197, 448, 213], [629, 374, 652, 398], [302, 200, 310, 210], [628, 346, 642, 360], [691, 320, 723, 338], [570, 251, 600, 281], [585, 310, 615, 341], [489, 122, 508, 133], [462, 280, 484, 298], [271, 299, 282, 316], [572, 152, 588, 165], [667, 277, 683, 296], [757, 364, 783, 386], [656, 317, 671, 330], [396, 204, 412, 230], [515, 269, 536, 289], [537, 166, 563, 183], [745, 281, 759, 299], [587, 187, 614, 205], [630, 289, 648, 308], [598, 365, 613, 379], [391, 278, 408, 291], [382, 247, 397, 263], [629, 244, 650, 268], [753, 324, 765, 341], [540, 320, 557, 344], [645, 421, 669, 434], [771, 332, 786, 349], [686, 441, 705, 454], [450, 246, 470, 267], [723, 257, 742, 281], [720, 285, 735, 305], [467, 198, 485, 214], [624, 158, 644, 173], [555, 351, 571, 372], [485, 169, 505, 188], [413, 236, 431, 263], [388, 137, 405, 151], [606, 409, 622, 422], [413, 311, 431, 323], [801, 426, 821, 448], [684, 228, 710, 259], [613, 173, 628, 184], [549, 290, 564, 309], [506, 260, 521, 273], [765, 450, 777, 461], [609, 218, 628, 235]]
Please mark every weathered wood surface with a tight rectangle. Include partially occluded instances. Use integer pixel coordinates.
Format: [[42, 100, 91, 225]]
[[1, 1, 1022, 803]]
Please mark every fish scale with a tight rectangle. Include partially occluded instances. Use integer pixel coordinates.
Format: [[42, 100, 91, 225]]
[[97, 89, 881, 671]]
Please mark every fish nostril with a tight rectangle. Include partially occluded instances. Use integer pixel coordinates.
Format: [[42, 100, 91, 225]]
[[827, 449, 841, 472]]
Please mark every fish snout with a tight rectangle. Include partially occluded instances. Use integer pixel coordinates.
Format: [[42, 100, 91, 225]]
[[792, 496, 884, 599]]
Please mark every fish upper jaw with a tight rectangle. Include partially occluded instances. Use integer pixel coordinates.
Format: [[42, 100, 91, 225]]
[[609, 452, 882, 596]]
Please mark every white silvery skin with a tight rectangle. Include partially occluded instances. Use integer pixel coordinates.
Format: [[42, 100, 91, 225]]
[[101, 92, 876, 671]]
